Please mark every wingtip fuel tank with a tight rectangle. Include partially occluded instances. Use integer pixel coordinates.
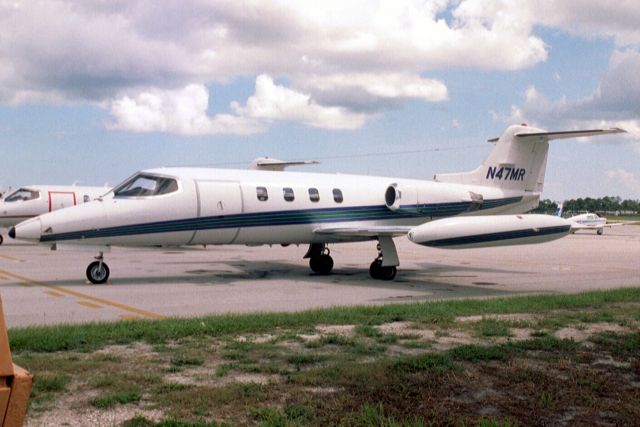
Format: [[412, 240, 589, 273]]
[[408, 214, 571, 249]]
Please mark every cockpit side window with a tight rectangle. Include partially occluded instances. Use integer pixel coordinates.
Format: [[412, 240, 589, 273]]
[[4, 188, 40, 202], [113, 174, 179, 198]]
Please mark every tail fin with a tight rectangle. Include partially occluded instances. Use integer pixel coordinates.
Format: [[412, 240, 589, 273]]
[[434, 125, 625, 193], [555, 202, 563, 217]]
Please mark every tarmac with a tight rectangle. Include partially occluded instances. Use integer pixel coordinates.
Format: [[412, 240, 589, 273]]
[[1, 225, 639, 327]]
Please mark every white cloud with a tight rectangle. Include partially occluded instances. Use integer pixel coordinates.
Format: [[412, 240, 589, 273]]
[[109, 76, 368, 134], [3, 1, 640, 134], [232, 75, 368, 130], [0, 0, 548, 106], [606, 169, 640, 194], [505, 49, 640, 147], [109, 84, 265, 135], [300, 73, 448, 102]]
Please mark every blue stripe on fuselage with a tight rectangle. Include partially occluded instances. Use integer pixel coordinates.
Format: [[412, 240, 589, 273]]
[[39, 197, 523, 242]]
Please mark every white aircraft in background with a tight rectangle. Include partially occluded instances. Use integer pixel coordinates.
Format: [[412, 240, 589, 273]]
[[10, 125, 624, 284], [0, 185, 108, 245], [556, 203, 623, 235]]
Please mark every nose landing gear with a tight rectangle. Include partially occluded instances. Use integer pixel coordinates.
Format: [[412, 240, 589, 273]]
[[86, 252, 110, 284]]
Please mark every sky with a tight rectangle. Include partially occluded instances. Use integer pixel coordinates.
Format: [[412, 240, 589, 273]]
[[1, 0, 639, 201]]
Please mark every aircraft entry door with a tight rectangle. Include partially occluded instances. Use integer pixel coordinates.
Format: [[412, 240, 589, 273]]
[[190, 181, 243, 244], [48, 191, 77, 212]]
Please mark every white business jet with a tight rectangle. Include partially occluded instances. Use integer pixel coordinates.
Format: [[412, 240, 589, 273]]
[[556, 203, 622, 235], [0, 185, 108, 245], [9, 125, 624, 283]]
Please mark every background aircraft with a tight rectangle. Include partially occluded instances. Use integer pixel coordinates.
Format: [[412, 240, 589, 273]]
[[0, 185, 108, 245], [10, 125, 624, 283], [556, 203, 624, 235]]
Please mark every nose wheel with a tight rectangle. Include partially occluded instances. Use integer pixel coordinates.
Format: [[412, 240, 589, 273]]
[[86, 252, 109, 284]]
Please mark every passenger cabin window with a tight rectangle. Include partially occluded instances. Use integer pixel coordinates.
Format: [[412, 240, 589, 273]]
[[113, 174, 178, 197], [308, 188, 320, 203], [4, 188, 40, 202], [256, 186, 268, 201], [332, 188, 343, 203], [283, 187, 295, 202]]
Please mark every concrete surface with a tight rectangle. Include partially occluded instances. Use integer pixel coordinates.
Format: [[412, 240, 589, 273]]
[[0, 226, 638, 327]]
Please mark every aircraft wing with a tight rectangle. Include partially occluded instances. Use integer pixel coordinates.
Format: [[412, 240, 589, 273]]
[[313, 225, 412, 238]]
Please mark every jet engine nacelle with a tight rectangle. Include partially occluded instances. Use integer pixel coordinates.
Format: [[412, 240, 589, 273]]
[[385, 183, 480, 215], [384, 183, 418, 212], [408, 214, 571, 249]]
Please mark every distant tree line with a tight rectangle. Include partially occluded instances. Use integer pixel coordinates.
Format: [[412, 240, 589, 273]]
[[531, 197, 640, 215]]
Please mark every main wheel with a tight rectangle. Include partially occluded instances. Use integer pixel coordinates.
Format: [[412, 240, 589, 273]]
[[369, 259, 382, 279], [597, 228, 603, 235], [369, 260, 397, 281], [86, 261, 110, 284], [309, 254, 334, 275], [0, 235, 3, 245]]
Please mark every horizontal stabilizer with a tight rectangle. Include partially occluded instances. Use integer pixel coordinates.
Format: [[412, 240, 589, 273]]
[[515, 128, 626, 141], [249, 157, 319, 171]]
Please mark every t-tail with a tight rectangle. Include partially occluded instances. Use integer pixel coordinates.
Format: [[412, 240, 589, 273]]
[[435, 125, 625, 196]]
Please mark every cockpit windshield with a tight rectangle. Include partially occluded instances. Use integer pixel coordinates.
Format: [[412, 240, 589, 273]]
[[113, 174, 179, 198], [4, 188, 40, 202]]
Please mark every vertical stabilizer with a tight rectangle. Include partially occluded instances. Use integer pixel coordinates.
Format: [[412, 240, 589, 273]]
[[434, 125, 625, 194]]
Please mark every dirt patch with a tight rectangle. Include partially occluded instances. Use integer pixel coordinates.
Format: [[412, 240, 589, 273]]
[[94, 342, 156, 358], [433, 331, 479, 351], [510, 328, 533, 340], [236, 334, 275, 343], [230, 373, 272, 385], [455, 313, 538, 323], [377, 321, 436, 340], [555, 322, 629, 341], [165, 366, 214, 385], [316, 324, 355, 335]]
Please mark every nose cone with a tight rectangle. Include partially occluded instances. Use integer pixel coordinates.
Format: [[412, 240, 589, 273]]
[[11, 217, 41, 242]]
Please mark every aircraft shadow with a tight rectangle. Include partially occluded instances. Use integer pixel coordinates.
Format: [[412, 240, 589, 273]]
[[7, 259, 520, 301]]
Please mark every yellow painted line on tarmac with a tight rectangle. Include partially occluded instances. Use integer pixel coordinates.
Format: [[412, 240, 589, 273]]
[[0, 254, 21, 262], [0, 267, 164, 320], [77, 301, 102, 309], [45, 290, 65, 298], [120, 314, 143, 320]]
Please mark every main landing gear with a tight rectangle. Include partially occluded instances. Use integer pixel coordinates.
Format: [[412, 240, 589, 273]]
[[304, 236, 400, 280], [306, 243, 334, 275], [86, 252, 110, 284]]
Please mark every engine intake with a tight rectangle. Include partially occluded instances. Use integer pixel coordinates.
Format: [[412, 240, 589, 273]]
[[385, 184, 401, 211]]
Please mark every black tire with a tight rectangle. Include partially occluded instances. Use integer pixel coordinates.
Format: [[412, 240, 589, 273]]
[[379, 265, 397, 281], [597, 229, 603, 235], [369, 260, 397, 280], [86, 261, 110, 284], [0, 235, 3, 245], [310, 254, 334, 275], [369, 259, 382, 279]]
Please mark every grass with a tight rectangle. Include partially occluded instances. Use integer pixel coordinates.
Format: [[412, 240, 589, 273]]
[[475, 318, 512, 337], [91, 389, 142, 408], [9, 287, 640, 353], [12, 287, 640, 426]]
